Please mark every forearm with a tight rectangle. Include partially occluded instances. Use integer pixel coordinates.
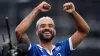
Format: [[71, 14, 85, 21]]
[[15, 8, 40, 36], [71, 11, 90, 33]]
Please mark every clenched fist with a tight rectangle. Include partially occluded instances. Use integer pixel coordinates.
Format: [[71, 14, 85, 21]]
[[63, 2, 75, 13], [35, 1, 51, 12]]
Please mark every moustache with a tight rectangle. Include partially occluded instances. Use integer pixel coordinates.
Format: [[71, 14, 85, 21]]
[[42, 29, 52, 34]]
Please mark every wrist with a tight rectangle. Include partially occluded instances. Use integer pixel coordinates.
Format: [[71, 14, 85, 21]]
[[34, 7, 41, 13], [70, 10, 76, 14]]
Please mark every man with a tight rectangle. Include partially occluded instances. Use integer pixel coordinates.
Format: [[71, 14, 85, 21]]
[[15, 1, 90, 56]]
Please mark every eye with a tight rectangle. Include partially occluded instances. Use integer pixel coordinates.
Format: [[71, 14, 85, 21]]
[[40, 24, 46, 28], [49, 24, 54, 28]]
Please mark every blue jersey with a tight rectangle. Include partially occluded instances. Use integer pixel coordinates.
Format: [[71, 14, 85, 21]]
[[27, 38, 74, 56]]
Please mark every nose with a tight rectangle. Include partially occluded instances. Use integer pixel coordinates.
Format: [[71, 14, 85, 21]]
[[45, 26, 49, 29]]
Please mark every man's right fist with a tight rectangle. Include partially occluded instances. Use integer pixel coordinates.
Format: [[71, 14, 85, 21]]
[[36, 1, 51, 12]]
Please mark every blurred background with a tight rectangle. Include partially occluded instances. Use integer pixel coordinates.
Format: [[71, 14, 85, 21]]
[[0, 0, 100, 56]]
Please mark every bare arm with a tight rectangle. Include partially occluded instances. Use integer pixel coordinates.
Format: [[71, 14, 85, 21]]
[[63, 2, 90, 49], [15, 8, 40, 46], [15, 1, 51, 46]]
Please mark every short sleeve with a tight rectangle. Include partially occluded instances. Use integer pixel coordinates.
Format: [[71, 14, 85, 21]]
[[69, 37, 75, 51], [28, 42, 32, 50], [60, 38, 75, 52], [27, 42, 36, 56]]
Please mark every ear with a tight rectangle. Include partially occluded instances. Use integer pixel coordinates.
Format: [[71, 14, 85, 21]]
[[36, 28, 39, 36], [54, 29, 56, 36]]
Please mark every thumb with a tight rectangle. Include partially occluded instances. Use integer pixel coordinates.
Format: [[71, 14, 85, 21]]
[[63, 7, 67, 11]]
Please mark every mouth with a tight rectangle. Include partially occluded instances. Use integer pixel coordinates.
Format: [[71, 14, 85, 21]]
[[44, 32, 51, 35], [42, 29, 52, 34], [44, 32, 50, 34], [43, 32, 51, 38]]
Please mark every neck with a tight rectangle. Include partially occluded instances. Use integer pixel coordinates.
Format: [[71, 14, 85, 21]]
[[39, 40, 53, 52]]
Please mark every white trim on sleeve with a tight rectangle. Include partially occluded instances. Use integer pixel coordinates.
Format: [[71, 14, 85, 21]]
[[28, 43, 32, 50], [69, 38, 75, 51]]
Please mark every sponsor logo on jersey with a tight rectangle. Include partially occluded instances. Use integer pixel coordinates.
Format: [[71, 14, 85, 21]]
[[55, 46, 61, 51]]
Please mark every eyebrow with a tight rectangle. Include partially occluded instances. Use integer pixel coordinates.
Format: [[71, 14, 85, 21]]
[[40, 24, 54, 26], [40, 24, 46, 26]]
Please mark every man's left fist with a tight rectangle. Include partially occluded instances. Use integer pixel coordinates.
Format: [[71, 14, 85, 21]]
[[63, 2, 75, 13]]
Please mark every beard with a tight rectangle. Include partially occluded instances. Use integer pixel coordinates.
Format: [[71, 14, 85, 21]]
[[38, 29, 54, 43]]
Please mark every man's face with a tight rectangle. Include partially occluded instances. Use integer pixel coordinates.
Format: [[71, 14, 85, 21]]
[[36, 18, 56, 42]]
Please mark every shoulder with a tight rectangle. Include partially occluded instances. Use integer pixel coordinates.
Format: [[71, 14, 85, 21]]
[[55, 38, 74, 51], [55, 38, 69, 46]]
